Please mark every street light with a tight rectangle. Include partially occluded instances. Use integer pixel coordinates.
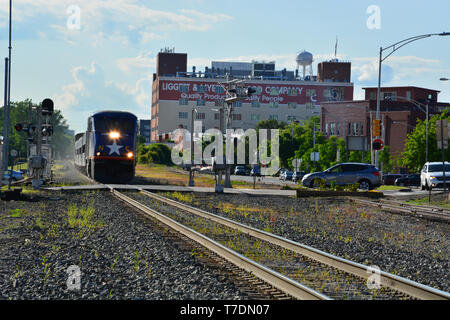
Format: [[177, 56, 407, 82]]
[[375, 32, 450, 168]]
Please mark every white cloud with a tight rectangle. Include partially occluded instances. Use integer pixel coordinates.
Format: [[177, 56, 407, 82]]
[[0, 0, 233, 45], [116, 51, 155, 73], [53, 62, 151, 132]]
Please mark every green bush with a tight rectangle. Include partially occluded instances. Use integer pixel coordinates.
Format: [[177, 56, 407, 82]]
[[138, 143, 172, 165]]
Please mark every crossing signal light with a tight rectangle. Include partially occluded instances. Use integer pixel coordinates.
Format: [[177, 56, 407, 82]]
[[372, 119, 381, 137], [41, 126, 53, 137], [14, 123, 23, 132], [42, 98, 54, 115], [245, 87, 257, 97]]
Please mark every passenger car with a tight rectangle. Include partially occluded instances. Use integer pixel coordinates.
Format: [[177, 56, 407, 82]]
[[292, 171, 306, 182], [382, 174, 404, 185], [420, 162, 450, 190], [234, 166, 247, 176], [395, 174, 420, 187], [301, 163, 382, 190], [280, 171, 293, 181]]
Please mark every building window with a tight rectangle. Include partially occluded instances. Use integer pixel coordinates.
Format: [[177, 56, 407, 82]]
[[232, 114, 242, 121], [269, 102, 279, 109], [196, 113, 206, 120], [353, 123, 358, 136], [330, 123, 336, 136], [360, 122, 364, 136], [382, 92, 397, 101], [252, 102, 260, 108], [348, 122, 351, 136], [406, 91, 411, 100], [214, 113, 220, 120], [269, 115, 278, 121], [215, 100, 224, 107], [287, 116, 297, 121], [233, 101, 242, 108], [370, 92, 376, 100], [288, 102, 297, 109], [179, 98, 189, 106], [305, 102, 315, 110], [337, 123, 341, 136], [179, 112, 188, 119], [197, 99, 206, 106], [325, 123, 329, 136], [251, 114, 260, 121]]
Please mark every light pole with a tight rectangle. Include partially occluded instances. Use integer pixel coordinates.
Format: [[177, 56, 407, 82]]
[[188, 107, 197, 187], [375, 32, 450, 168]]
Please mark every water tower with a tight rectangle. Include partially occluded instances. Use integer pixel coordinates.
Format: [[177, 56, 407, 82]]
[[296, 51, 313, 79]]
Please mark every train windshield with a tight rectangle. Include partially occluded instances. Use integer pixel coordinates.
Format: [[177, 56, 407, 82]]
[[94, 117, 136, 133]]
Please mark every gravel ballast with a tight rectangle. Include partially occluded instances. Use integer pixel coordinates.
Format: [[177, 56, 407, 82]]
[[0, 190, 250, 300], [159, 192, 450, 293]]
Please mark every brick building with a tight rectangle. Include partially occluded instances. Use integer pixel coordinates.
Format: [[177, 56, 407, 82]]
[[151, 51, 354, 142], [321, 86, 442, 167]]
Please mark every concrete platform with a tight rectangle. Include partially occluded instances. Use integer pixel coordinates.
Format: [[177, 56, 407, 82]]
[[46, 184, 298, 197]]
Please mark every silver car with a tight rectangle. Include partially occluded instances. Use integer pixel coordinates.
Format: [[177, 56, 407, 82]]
[[301, 163, 382, 190]]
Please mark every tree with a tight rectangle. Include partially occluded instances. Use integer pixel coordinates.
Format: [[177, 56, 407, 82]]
[[0, 100, 73, 161], [401, 109, 450, 172]]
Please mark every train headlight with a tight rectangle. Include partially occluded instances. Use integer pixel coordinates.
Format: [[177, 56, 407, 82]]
[[109, 131, 121, 139], [127, 152, 134, 159]]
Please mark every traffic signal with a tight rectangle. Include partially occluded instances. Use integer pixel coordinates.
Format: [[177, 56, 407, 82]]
[[372, 119, 381, 137], [14, 123, 23, 132], [42, 98, 54, 115]]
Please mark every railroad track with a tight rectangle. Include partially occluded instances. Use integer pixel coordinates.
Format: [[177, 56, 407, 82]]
[[108, 187, 450, 301], [351, 198, 450, 223]]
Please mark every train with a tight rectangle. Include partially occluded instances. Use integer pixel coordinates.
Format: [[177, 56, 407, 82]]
[[75, 111, 138, 183]]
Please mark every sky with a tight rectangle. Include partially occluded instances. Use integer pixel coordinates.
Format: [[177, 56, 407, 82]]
[[1, 0, 450, 133]]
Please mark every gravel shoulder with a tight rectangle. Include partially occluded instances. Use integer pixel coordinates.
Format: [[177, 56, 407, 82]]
[[0, 190, 250, 300]]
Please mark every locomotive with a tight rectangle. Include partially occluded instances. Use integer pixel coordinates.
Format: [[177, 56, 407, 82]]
[[75, 111, 138, 183]]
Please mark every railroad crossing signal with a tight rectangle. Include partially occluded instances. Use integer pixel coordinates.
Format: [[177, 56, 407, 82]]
[[372, 139, 384, 151], [372, 119, 381, 137], [14, 123, 23, 132]]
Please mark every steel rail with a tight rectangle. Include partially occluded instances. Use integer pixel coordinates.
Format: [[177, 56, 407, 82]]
[[110, 188, 330, 301], [352, 198, 450, 223], [139, 189, 450, 300]]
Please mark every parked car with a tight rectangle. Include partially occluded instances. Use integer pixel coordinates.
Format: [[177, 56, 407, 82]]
[[234, 166, 247, 176], [420, 162, 450, 190], [301, 163, 382, 190], [280, 171, 294, 181], [395, 174, 421, 187], [3, 170, 25, 181], [382, 174, 404, 185], [292, 171, 306, 182], [250, 166, 261, 177]]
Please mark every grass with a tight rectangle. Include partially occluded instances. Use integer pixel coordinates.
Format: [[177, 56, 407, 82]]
[[405, 197, 450, 210], [376, 185, 411, 191], [135, 164, 282, 189]]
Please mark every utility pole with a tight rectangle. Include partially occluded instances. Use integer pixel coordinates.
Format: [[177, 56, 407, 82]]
[[188, 107, 195, 187], [2, 58, 9, 174]]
